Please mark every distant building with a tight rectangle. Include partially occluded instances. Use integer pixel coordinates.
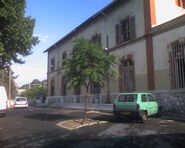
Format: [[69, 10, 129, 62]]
[[44, 0, 185, 97]]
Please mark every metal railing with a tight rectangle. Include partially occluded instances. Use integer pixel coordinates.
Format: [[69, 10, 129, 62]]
[[46, 93, 118, 107]]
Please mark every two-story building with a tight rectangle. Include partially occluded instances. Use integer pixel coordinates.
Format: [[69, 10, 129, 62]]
[[44, 0, 185, 101]]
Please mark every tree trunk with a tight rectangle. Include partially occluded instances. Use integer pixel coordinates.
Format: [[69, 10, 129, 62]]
[[83, 86, 89, 123]]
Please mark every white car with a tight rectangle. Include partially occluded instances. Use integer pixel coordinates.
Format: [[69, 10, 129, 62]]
[[14, 97, 28, 108], [0, 86, 8, 117]]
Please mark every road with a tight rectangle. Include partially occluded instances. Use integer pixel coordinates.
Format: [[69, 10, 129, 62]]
[[0, 106, 185, 148]]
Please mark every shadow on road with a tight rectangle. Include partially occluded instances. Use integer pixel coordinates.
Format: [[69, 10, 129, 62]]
[[42, 133, 185, 148], [24, 113, 72, 121]]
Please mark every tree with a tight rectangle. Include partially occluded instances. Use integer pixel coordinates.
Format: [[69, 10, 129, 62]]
[[64, 37, 118, 121], [22, 86, 47, 100], [0, 0, 39, 69]]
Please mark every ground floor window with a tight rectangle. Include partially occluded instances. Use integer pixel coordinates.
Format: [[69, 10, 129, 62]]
[[50, 79, 55, 96], [61, 76, 67, 96], [119, 55, 135, 92], [169, 40, 185, 88]]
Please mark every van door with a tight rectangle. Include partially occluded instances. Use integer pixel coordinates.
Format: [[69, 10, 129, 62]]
[[140, 94, 150, 114], [115, 94, 137, 112], [147, 94, 158, 115]]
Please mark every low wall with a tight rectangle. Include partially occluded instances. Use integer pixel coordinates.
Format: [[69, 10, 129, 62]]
[[45, 89, 185, 120], [152, 89, 185, 119]]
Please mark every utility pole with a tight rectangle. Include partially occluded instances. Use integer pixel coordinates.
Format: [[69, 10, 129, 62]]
[[8, 65, 12, 100]]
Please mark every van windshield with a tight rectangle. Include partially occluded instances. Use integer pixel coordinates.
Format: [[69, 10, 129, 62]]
[[118, 94, 137, 102], [16, 98, 26, 101]]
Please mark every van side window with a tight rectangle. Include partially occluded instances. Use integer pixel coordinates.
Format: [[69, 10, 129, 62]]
[[141, 94, 147, 102], [148, 95, 155, 102]]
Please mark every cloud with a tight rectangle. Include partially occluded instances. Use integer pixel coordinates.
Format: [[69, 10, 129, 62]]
[[33, 33, 49, 42]]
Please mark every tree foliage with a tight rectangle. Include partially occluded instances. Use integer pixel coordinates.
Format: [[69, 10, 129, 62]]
[[64, 37, 118, 120], [22, 86, 47, 99], [65, 37, 118, 91], [0, 0, 39, 69]]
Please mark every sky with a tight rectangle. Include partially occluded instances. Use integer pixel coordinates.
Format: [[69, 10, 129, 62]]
[[11, 0, 113, 87]]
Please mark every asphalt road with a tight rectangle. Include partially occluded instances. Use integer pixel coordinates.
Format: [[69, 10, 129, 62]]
[[0, 106, 185, 148]]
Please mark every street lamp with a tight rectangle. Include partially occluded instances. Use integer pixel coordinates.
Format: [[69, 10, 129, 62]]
[[104, 47, 110, 104]]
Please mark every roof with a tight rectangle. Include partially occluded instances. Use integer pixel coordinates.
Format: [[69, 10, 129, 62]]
[[44, 0, 125, 53]]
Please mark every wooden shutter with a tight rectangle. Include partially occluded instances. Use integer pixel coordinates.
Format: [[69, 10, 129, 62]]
[[129, 16, 136, 40], [115, 24, 120, 45], [98, 33, 101, 45], [119, 64, 123, 92]]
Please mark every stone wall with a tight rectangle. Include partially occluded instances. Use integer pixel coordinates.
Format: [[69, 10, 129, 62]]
[[152, 89, 185, 119]]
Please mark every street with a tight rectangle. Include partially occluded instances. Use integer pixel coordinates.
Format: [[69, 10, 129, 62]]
[[0, 107, 185, 148]]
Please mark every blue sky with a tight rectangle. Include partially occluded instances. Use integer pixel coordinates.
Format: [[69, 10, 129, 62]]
[[12, 0, 112, 87]]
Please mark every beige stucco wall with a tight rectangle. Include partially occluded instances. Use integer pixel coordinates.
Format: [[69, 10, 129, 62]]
[[47, 0, 146, 96], [155, 0, 185, 26], [112, 39, 148, 92], [153, 25, 185, 90]]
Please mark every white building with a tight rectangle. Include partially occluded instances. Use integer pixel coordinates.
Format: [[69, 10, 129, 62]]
[[44, 0, 185, 100]]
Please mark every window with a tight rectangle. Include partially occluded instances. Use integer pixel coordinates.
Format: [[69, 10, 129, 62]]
[[141, 94, 148, 102], [169, 40, 185, 88], [118, 94, 137, 102], [50, 58, 55, 72], [91, 33, 101, 45], [50, 79, 55, 96], [74, 85, 81, 95], [175, 0, 185, 9], [62, 51, 67, 68], [119, 57, 135, 92], [115, 16, 136, 45], [147, 95, 155, 102], [61, 76, 66, 96]]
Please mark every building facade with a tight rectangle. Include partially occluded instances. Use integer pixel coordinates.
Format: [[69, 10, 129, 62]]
[[44, 0, 185, 97]]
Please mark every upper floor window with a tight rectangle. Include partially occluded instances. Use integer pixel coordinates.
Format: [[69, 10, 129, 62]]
[[62, 51, 67, 68], [175, 0, 185, 9], [115, 16, 136, 45], [50, 58, 55, 72], [91, 33, 101, 45]]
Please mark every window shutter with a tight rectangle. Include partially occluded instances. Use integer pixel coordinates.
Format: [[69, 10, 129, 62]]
[[98, 33, 101, 45], [115, 24, 120, 45], [129, 16, 136, 40]]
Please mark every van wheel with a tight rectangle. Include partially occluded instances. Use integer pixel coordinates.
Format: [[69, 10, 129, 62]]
[[141, 112, 147, 123]]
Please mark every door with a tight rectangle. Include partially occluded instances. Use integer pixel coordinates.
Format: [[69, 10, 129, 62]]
[[147, 94, 158, 115]]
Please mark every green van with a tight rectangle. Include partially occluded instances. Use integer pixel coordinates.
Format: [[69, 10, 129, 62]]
[[113, 92, 159, 122]]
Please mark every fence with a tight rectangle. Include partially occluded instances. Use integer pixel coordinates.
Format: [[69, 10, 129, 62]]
[[45, 90, 185, 119], [46, 93, 118, 109]]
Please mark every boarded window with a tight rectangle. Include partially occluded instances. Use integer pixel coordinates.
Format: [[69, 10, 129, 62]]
[[175, 0, 185, 9], [115, 16, 136, 45], [50, 79, 55, 96], [169, 40, 185, 88], [50, 58, 55, 72], [74, 85, 81, 95], [62, 51, 67, 68], [61, 76, 67, 96], [119, 58, 135, 92], [91, 33, 101, 45]]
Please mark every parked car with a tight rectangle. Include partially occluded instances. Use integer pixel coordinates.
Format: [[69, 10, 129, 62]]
[[0, 86, 8, 117], [113, 92, 159, 123], [14, 97, 28, 108]]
